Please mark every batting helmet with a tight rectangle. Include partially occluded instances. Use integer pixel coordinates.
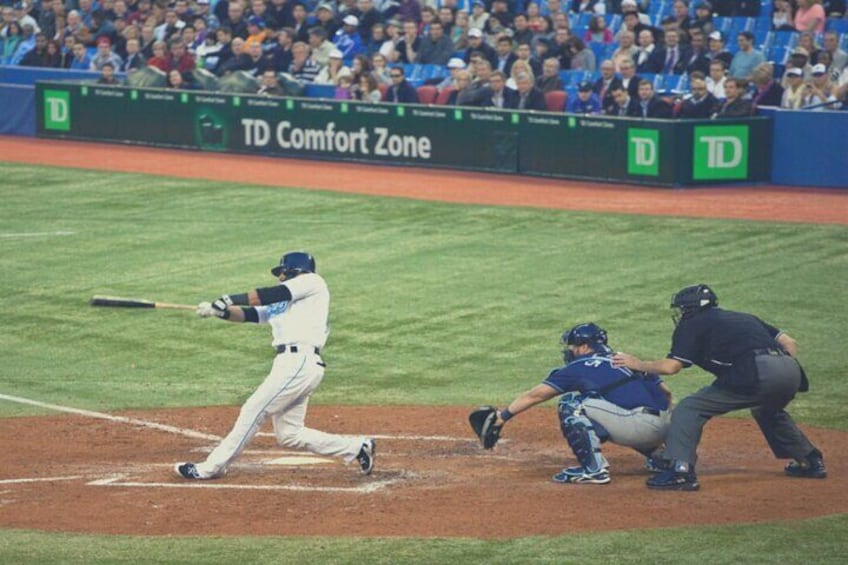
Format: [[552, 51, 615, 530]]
[[271, 251, 316, 278], [561, 322, 611, 363], [671, 284, 718, 324]]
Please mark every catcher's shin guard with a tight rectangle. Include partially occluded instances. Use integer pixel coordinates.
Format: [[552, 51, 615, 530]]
[[561, 415, 608, 474]]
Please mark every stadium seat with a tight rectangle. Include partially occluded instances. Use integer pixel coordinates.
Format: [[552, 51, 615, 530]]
[[605, 14, 622, 33], [125, 65, 166, 88], [649, 1, 667, 17], [435, 87, 454, 105], [827, 19, 848, 34], [218, 71, 258, 94], [771, 31, 799, 48], [767, 46, 791, 65], [544, 90, 567, 112], [192, 68, 219, 92], [589, 42, 607, 65], [417, 85, 438, 104]]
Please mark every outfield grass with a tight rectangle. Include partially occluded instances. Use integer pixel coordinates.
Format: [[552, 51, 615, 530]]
[[1, 162, 846, 560]]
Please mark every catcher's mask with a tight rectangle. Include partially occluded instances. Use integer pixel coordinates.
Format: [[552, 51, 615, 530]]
[[671, 284, 717, 325], [272, 251, 316, 279], [561, 322, 611, 363]]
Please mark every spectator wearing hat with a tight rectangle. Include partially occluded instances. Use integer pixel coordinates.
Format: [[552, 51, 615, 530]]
[[514, 71, 548, 111], [690, 2, 715, 38], [245, 16, 270, 49], [678, 76, 719, 118], [750, 62, 784, 107], [90, 35, 124, 70], [469, 1, 489, 34], [781, 67, 809, 108], [807, 63, 837, 106], [794, 0, 826, 34], [713, 77, 753, 117], [384, 64, 419, 102], [705, 30, 732, 68], [417, 18, 452, 65], [315, 3, 340, 38], [437, 56, 466, 91], [288, 40, 320, 83], [315, 47, 352, 84], [567, 80, 602, 114], [394, 18, 420, 63], [782, 46, 814, 87], [334, 14, 365, 59], [308, 26, 334, 68], [729, 31, 764, 79]]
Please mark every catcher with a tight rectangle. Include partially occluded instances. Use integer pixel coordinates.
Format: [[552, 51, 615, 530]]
[[470, 323, 672, 485]]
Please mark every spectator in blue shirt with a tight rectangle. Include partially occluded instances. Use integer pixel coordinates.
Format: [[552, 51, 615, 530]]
[[334, 14, 365, 59], [567, 80, 602, 114], [729, 30, 765, 79], [69, 40, 93, 70]]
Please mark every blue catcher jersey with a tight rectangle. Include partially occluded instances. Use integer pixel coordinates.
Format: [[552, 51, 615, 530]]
[[543, 355, 670, 411]]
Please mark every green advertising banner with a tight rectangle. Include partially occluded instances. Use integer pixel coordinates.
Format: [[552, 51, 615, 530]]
[[35, 82, 771, 186]]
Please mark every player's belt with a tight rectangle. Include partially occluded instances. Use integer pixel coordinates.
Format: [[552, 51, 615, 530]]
[[639, 407, 661, 416], [275, 344, 321, 355], [752, 348, 785, 357]]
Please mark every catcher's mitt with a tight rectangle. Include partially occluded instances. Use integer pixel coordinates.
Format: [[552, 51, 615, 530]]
[[468, 405, 503, 449]]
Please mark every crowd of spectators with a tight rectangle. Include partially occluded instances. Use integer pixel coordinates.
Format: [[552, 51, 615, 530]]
[[2, 0, 847, 114]]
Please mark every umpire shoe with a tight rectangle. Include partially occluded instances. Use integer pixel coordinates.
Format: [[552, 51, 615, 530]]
[[356, 439, 376, 476], [645, 456, 672, 473], [174, 462, 203, 480], [785, 451, 827, 479], [552, 468, 611, 485], [646, 469, 700, 491]]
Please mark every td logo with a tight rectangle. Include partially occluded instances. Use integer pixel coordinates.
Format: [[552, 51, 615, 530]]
[[693, 125, 749, 180], [44, 90, 71, 131], [627, 128, 659, 176]]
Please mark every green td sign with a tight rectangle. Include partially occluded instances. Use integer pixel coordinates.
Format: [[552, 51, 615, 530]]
[[44, 89, 71, 131], [627, 128, 659, 176], [693, 125, 749, 180]]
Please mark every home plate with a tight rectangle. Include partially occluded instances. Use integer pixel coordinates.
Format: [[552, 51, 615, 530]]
[[264, 456, 334, 466]]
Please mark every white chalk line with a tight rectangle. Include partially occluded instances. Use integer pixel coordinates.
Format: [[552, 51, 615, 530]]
[[0, 393, 471, 443], [0, 476, 84, 485], [87, 474, 397, 493], [0, 231, 76, 238], [0, 393, 220, 441]]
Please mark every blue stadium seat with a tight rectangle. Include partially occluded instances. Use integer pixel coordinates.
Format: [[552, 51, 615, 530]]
[[827, 18, 848, 34], [576, 12, 593, 29], [771, 31, 799, 48], [767, 46, 791, 65], [589, 42, 607, 65], [649, 1, 667, 17], [754, 30, 771, 50], [712, 17, 732, 33], [605, 14, 622, 33], [668, 73, 689, 94]]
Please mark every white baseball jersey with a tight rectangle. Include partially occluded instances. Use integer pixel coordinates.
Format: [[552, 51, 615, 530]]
[[256, 272, 330, 349]]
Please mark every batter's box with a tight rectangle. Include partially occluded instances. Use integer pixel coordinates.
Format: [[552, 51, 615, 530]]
[[87, 473, 403, 493]]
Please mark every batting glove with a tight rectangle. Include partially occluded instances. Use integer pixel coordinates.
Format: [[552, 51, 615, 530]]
[[211, 298, 232, 319], [197, 301, 216, 318]]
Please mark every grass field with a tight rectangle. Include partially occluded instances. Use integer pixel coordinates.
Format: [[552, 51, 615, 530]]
[[1, 162, 846, 562]]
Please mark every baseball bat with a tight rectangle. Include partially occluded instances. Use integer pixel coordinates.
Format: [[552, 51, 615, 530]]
[[90, 295, 196, 311]]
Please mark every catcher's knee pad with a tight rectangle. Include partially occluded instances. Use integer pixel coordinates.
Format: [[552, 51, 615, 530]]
[[562, 415, 607, 473], [557, 392, 583, 422]]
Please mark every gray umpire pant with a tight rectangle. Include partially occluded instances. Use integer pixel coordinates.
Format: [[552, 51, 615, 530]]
[[665, 354, 817, 467]]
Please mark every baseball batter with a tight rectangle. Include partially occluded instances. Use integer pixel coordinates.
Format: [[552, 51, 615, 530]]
[[487, 323, 672, 485], [175, 251, 375, 480]]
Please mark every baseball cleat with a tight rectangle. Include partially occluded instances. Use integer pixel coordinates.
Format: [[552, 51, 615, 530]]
[[646, 469, 700, 491], [174, 462, 203, 480], [645, 456, 672, 473], [552, 468, 611, 484], [356, 439, 376, 476], [785, 455, 827, 479]]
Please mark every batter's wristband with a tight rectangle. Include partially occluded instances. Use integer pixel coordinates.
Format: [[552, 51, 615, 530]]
[[500, 409, 513, 422]]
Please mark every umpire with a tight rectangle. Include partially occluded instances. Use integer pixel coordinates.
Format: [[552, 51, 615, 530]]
[[613, 284, 826, 491]]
